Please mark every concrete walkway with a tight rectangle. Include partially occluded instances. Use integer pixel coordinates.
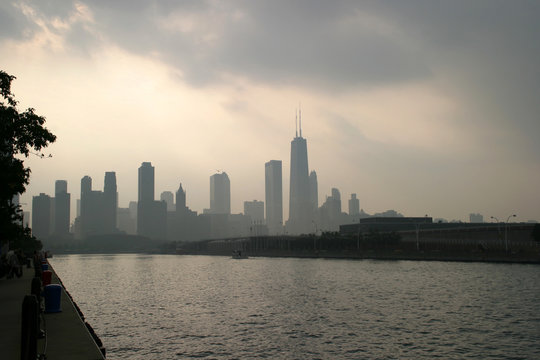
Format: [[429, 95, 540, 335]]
[[0, 261, 105, 359]]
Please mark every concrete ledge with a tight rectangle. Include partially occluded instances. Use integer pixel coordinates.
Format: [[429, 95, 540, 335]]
[[0, 260, 105, 359], [40, 264, 106, 359]]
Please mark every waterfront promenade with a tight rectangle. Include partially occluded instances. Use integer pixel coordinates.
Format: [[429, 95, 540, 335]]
[[0, 261, 105, 359]]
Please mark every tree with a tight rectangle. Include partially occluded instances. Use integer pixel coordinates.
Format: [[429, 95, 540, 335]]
[[0, 70, 56, 250]]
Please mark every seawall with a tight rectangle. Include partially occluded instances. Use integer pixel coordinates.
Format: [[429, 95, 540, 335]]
[[0, 259, 106, 359], [178, 235, 540, 264]]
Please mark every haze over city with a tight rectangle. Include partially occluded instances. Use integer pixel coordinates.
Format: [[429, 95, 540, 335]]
[[2, 1, 539, 223]]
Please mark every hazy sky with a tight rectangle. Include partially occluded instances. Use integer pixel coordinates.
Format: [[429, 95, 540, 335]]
[[3, 1, 539, 223]]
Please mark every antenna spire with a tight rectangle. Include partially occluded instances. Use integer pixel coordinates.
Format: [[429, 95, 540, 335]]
[[295, 109, 298, 137], [299, 104, 302, 138]]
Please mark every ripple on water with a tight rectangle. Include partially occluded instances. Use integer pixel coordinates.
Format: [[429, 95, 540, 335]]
[[50, 255, 540, 360]]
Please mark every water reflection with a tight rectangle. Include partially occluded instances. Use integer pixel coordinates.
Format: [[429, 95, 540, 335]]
[[50, 255, 540, 359]]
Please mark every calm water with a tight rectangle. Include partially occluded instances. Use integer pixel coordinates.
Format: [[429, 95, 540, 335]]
[[49, 254, 540, 359]]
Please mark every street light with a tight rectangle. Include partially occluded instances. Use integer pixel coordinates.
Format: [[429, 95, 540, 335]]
[[505, 214, 517, 253]]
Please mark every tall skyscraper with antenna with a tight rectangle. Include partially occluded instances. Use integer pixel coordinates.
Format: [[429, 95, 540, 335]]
[[287, 108, 312, 234]]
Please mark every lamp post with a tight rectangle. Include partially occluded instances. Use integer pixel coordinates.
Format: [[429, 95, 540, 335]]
[[504, 214, 517, 253]]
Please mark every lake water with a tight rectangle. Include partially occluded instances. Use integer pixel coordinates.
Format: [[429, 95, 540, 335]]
[[49, 254, 540, 359]]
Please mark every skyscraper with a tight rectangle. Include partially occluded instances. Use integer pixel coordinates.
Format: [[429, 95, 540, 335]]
[[265, 160, 283, 234], [138, 162, 154, 204], [54, 180, 70, 235], [160, 191, 174, 211], [32, 193, 51, 239], [349, 193, 359, 216], [288, 110, 311, 234], [309, 170, 318, 210], [210, 172, 230, 214], [79, 174, 116, 238], [331, 188, 341, 214], [137, 162, 166, 239], [244, 200, 264, 223], [103, 172, 117, 233], [176, 183, 186, 212], [80, 175, 103, 238]]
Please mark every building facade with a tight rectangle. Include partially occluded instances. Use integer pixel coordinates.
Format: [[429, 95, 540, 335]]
[[210, 172, 231, 214], [54, 180, 70, 235], [288, 116, 311, 234], [32, 193, 51, 240], [265, 160, 283, 234]]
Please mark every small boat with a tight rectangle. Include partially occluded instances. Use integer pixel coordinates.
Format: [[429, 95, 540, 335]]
[[232, 250, 248, 259]]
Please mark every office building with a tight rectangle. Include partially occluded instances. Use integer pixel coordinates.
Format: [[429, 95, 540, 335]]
[[288, 111, 311, 234], [54, 180, 70, 235], [176, 184, 186, 212], [309, 170, 318, 210], [32, 193, 51, 239], [137, 162, 166, 239], [348, 193, 359, 216], [210, 172, 230, 214], [470, 213, 484, 223], [265, 160, 283, 234], [138, 162, 154, 204], [244, 200, 264, 223], [160, 191, 175, 211], [103, 172, 117, 233]]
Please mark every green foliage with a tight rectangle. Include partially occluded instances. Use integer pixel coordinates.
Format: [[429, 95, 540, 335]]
[[0, 70, 56, 250]]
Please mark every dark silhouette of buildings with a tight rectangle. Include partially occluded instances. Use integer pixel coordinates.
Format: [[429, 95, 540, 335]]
[[32, 193, 51, 239], [287, 111, 312, 234], [167, 183, 199, 241], [137, 162, 166, 240], [54, 180, 70, 236], [265, 160, 283, 235], [244, 200, 264, 223], [317, 187, 355, 232], [210, 172, 231, 214], [470, 213, 484, 223], [103, 172, 117, 234], [161, 191, 174, 211], [79, 173, 119, 239], [80, 175, 100, 238], [309, 170, 318, 210], [349, 193, 359, 216], [176, 184, 186, 212]]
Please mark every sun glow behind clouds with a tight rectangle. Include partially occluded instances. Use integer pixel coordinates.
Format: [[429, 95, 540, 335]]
[[2, 1, 539, 222]]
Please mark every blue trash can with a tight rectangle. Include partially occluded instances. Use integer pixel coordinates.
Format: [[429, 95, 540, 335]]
[[41, 263, 48, 271], [44, 284, 62, 313]]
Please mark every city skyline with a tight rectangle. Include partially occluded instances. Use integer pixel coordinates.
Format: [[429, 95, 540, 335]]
[[3, 2, 539, 223]]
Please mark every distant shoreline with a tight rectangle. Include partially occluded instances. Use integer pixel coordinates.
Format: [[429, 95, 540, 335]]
[[50, 248, 540, 264]]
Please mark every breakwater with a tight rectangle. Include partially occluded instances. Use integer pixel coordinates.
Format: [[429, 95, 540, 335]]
[[177, 230, 540, 263]]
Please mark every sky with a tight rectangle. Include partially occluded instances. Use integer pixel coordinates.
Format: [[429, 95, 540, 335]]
[[2, 0, 539, 223]]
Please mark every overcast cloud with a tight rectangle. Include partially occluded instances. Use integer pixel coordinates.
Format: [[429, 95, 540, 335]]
[[3, 0, 539, 222]]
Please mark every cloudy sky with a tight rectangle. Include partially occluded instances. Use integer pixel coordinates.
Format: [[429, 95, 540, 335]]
[[3, 0, 539, 223]]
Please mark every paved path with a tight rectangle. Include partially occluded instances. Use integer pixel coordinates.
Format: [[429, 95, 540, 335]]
[[0, 260, 105, 359]]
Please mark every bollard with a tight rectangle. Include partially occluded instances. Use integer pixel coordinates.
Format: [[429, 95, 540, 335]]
[[42, 270, 52, 286], [31, 277, 42, 303], [44, 284, 62, 313], [41, 263, 48, 271], [21, 295, 39, 360]]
